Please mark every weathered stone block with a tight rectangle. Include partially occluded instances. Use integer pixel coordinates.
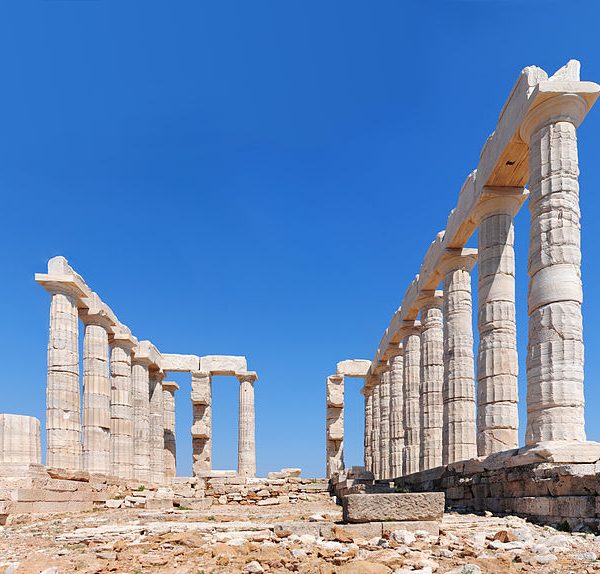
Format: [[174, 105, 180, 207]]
[[342, 492, 444, 523]]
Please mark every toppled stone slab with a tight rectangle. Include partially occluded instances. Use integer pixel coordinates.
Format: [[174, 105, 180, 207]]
[[342, 492, 445, 523]]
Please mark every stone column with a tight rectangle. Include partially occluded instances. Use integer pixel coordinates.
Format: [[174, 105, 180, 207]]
[[110, 332, 136, 479], [149, 369, 165, 484], [521, 94, 589, 444], [370, 378, 381, 479], [389, 348, 404, 478], [442, 250, 478, 465], [476, 188, 525, 456], [379, 370, 391, 479], [402, 325, 421, 475], [238, 372, 257, 477], [81, 312, 112, 475], [46, 284, 82, 470], [326, 374, 344, 477], [132, 357, 151, 482], [191, 370, 212, 476], [363, 388, 373, 472], [163, 381, 178, 481], [418, 292, 444, 471]]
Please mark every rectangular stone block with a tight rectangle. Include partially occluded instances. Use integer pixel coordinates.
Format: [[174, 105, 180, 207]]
[[199, 355, 247, 375], [342, 492, 445, 523], [162, 354, 200, 372], [337, 359, 371, 378]]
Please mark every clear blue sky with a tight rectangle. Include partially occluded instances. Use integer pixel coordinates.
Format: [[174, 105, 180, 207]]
[[2, 0, 600, 477]]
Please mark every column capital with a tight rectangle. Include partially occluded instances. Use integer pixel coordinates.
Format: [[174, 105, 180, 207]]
[[386, 345, 404, 359], [327, 373, 344, 383], [400, 320, 422, 340], [437, 248, 478, 276], [149, 368, 165, 382], [472, 186, 529, 222], [133, 340, 162, 369], [415, 289, 444, 313], [163, 380, 179, 392], [80, 309, 115, 331], [237, 371, 258, 383], [110, 330, 138, 351], [35, 273, 87, 299], [520, 93, 588, 143]]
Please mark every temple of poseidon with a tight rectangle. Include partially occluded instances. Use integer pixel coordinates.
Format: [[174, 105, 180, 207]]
[[2, 59, 600, 534]]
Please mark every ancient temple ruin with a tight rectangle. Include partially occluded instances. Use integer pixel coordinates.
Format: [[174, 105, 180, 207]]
[[33, 255, 258, 482], [328, 60, 600, 527]]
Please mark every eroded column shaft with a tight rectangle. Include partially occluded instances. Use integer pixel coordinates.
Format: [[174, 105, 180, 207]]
[[238, 376, 256, 477], [191, 371, 212, 475], [47, 290, 81, 470], [371, 381, 381, 479], [526, 117, 585, 443], [389, 352, 404, 478], [110, 342, 134, 479], [364, 390, 373, 472], [326, 374, 344, 477], [379, 371, 391, 479], [149, 370, 165, 484], [402, 329, 421, 475], [163, 383, 177, 481], [82, 322, 110, 474], [478, 209, 519, 455], [443, 268, 477, 464], [132, 360, 151, 482], [420, 299, 444, 471]]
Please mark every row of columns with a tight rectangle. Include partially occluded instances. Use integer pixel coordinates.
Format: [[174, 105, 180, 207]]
[[191, 370, 257, 477], [364, 93, 588, 478], [44, 286, 177, 482]]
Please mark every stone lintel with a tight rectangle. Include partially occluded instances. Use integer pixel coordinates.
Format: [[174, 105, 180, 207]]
[[336, 359, 371, 378], [162, 353, 200, 372], [199, 355, 247, 376]]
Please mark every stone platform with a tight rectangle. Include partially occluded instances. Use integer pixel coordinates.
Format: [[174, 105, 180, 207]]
[[394, 444, 600, 529]]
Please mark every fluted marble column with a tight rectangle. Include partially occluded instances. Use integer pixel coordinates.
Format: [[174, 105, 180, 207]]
[[476, 188, 525, 456], [81, 313, 112, 475], [442, 251, 478, 465], [402, 325, 421, 475], [419, 292, 444, 471], [132, 357, 151, 482], [370, 378, 381, 479], [389, 349, 404, 478], [363, 388, 373, 472], [149, 369, 165, 484], [163, 381, 178, 481], [379, 370, 391, 479], [238, 372, 257, 477], [46, 285, 82, 470], [326, 374, 344, 477], [191, 371, 212, 475], [110, 332, 136, 479], [521, 94, 588, 444]]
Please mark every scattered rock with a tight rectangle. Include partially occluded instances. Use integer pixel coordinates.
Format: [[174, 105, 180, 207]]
[[493, 529, 518, 543], [337, 560, 392, 573], [244, 560, 264, 573]]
